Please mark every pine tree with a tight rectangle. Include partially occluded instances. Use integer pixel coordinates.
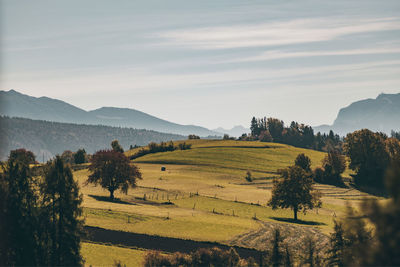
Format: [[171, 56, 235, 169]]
[[74, 148, 87, 164], [41, 156, 84, 266], [269, 229, 283, 267], [0, 150, 40, 266], [283, 244, 293, 267], [302, 237, 321, 267], [328, 220, 345, 267], [250, 116, 259, 137]]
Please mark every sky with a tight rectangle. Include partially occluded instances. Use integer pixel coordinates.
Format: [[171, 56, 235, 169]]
[[1, 0, 400, 129]]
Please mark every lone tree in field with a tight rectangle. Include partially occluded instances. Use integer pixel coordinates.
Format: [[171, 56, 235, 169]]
[[87, 150, 141, 200], [268, 165, 321, 220]]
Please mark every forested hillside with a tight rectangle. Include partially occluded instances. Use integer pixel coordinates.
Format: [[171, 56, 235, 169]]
[[0, 116, 184, 161], [0, 90, 221, 136]]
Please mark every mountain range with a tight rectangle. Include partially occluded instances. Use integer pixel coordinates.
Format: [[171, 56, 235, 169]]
[[314, 93, 400, 135], [0, 90, 222, 137], [1, 89, 399, 156], [213, 126, 250, 137]]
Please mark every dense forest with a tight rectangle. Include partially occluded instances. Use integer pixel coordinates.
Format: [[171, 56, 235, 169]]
[[0, 116, 184, 161]]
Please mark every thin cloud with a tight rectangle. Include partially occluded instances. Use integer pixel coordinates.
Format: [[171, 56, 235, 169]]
[[157, 17, 400, 49], [227, 47, 400, 63], [4, 59, 400, 96]]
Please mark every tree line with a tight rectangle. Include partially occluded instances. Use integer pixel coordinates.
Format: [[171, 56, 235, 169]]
[[130, 141, 192, 160], [244, 117, 342, 152], [142, 132, 400, 266]]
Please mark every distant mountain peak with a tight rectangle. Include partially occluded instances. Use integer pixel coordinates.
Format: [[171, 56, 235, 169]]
[[314, 92, 400, 135], [213, 125, 250, 137], [0, 89, 221, 137]]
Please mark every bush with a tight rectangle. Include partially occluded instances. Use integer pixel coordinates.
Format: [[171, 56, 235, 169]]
[[259, 130, 273, 142], [313, 167, 325, 183], [74, 148, 87, 164], [144, 247, 252, 267], [188, 134, 200, 140], [223, 134, 235, 140], [245, 171, 253, 182], [130, 141, 193, 159]]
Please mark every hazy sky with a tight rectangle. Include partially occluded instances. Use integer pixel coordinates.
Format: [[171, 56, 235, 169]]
[[2, 0, 400, 129]]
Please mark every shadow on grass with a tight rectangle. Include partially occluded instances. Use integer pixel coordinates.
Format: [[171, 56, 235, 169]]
[[88, 194, 137, 205], [270, 217, 326, 226]]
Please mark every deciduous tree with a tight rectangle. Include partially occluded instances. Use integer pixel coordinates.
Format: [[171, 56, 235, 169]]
[[87, 150, 142, 200], [294, 153, 312, 173], [268, 166, 321, 220], [111, 140, 124, 153], [344, 129, 389, 190]]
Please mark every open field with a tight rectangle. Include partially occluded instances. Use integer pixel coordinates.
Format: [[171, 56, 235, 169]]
[[81, 242, 146, 267], [75, 140, 378, 263]]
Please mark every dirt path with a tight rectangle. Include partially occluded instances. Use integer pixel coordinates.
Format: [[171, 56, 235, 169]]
[[229, 220, 330, 256]]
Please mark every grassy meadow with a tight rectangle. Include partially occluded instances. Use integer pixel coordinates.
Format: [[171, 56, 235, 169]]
[[76, 139, 377, 264], [81, 242, 146, 266]]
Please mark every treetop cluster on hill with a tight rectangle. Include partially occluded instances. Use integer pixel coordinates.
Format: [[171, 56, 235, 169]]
[[242, 116, 342, 152], [130, 141, 192, 160]]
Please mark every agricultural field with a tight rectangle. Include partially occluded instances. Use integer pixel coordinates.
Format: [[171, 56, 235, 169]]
[[75, 139, 377, 264]]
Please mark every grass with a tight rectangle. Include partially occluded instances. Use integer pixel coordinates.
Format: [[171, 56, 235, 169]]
[[74, 139, 378, 263], [81, 242, 146, 267], [132, 140, 327, 174], [84, 207, 258, 242]]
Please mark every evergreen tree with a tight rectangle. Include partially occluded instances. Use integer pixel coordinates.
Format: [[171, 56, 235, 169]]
[[0, 150, 40, 266], [41, 156, 84, 266], [269, 229, 283, 267], [250, 116, 259, 137], [301, 237, 321, 267], [328, 220, 345, 267], [74, 148, 87, 164], [283, 244, 293, 267], [267, 118, 284, 142]]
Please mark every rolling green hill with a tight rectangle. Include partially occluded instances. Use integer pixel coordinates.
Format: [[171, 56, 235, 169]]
[[131, 139, 327, 174], [76, 139, 373, 264]]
